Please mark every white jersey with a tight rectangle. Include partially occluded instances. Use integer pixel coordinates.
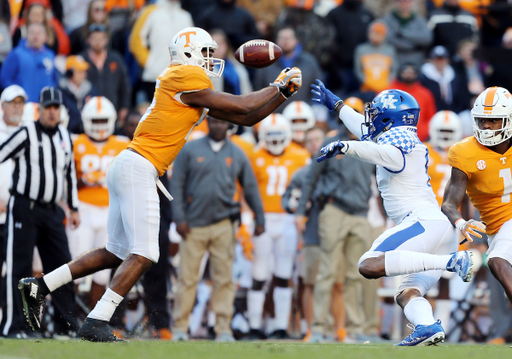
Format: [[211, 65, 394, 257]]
[[339, 107, 447, 225]]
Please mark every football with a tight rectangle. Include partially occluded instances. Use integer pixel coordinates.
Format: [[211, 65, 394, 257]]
[[234, 40, 282, 69]]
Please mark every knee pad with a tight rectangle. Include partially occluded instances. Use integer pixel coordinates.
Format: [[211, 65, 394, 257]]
[[251, 279, 265, 291], [273, 276, 289, 288]]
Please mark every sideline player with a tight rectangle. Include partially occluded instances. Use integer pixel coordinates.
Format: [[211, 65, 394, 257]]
[[68, 96, 129, 308], [442, 87, 512, 306], [18, 27, 303, 342], [247, 114, 309, 339], [311, 80, 473, 346]]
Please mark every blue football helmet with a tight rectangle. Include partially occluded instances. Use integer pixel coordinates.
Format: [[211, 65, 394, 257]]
[[362, 89, 420, 141]]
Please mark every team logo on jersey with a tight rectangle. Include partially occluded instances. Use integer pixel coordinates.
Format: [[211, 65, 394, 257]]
[[381, 95, 398, 109], [256, 157, 265, 167], [197, 157, 205, 163], [501, 157, 507, 164], [476, 160, 486, 170], [225, 157, 232, 167], [77, 143, 86, 154]]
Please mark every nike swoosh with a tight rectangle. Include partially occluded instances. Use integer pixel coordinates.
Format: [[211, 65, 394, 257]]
[[246, 51, 260, 57]]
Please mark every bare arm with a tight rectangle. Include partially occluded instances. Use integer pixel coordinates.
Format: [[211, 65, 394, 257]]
[[180, 87, 286, 126], [441, 167, 468, 226]]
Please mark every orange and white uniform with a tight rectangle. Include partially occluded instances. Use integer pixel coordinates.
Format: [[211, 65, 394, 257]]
[[426, 143, 451, 207], [250, 146, 309, 280], [68, 134, 129, 285], [449, 137, 512, 264], [449, 137, 512, 236], [108, 64, 213, 263], [129, 65, 214, 176]]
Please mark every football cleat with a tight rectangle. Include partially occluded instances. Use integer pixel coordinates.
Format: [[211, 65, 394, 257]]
[[446, 250, 474, 282], [395, 320, 445, 346], [18, 277, 46, 331], [78, 318, 128, 342], [267, 329, 291, 340]]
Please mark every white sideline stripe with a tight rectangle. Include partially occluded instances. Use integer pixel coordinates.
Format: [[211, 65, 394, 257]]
[[3, 197, 15, 336]]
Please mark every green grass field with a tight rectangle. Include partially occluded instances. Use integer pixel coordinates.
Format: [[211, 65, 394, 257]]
[[0, 340, 510, 359]]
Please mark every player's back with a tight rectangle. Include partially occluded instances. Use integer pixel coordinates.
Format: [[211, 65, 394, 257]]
[[376, 130, 444, 224], [128, 64, 213, 176], [74, 134, 129, 207], [448, 136, 512, 234], [251, 146, 309, 213]]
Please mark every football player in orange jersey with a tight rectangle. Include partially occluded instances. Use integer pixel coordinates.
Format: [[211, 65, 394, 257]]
[[67, 96, 129, 310], [425, 110, 463, 329], [442, 86, 512, 304], [18, 26, 303, 342], [247, 114, 310, 339]]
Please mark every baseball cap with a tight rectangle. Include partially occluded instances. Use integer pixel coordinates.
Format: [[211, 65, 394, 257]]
[[66, 55, 89, 71], [429, 45, 449, 59], [1, 85, 28, 103], [39, 87, 63, 107]]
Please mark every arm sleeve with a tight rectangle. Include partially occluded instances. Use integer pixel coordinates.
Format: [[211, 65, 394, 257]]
[[344, 141, 404, 171], [281, 170, 301, 214], [339, 105, 365, 139], [66, 135, 79, 211], [129, 5, 155, 67], [0, 127, 27, 163], [296, 160, 325, 216], [238, 151, 265, 226], [169, 149, 189, 225]]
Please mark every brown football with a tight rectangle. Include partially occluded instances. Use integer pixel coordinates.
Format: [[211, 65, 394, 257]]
[[234, 40, 282, 69]]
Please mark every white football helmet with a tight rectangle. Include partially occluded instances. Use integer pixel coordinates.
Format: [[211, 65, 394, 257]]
[[282, 101, 315, 143], [259, 114, 292, 155], [169, 27, 225, 78], [471, 86, 512, 146], [429, 110, 462, 149], [82, 96, 117, 141]]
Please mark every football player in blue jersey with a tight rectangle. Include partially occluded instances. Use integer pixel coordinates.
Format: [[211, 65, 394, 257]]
[[310, 80, 481, 346]]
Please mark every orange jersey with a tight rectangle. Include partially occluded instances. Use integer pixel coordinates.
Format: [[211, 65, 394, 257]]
[[448, 136, 512, 234], [426, 143, 451, 206], [289, 141, 311, 157], [128, 65, 214, 176], [74, 134, 129, 207], [251, 146, 309, 213]]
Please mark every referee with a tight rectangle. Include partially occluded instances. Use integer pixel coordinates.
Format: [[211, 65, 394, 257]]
[[0, 87, 80, 338]]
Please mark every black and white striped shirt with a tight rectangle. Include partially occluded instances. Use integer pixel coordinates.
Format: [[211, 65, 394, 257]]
[[0, 121, 79, 210]]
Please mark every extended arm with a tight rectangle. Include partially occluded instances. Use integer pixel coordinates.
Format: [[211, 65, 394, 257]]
[[441, 167, 486, 243], [181, 68, 302, 126]]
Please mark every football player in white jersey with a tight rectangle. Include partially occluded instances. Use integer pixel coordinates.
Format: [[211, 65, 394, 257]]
[[310, 80, 474, 346]]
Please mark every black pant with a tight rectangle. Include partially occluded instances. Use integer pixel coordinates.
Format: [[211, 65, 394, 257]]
[[0, 196, 78, 336]]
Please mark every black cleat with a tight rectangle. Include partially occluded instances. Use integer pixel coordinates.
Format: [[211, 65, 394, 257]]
[[268, 329, 291, 340], [78, 318, 128, 342], [18, 278, 46, 331], [243, 329, 267, 340]]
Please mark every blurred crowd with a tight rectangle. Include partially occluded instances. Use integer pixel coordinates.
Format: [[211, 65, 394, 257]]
[[0, 0, 512, 344]]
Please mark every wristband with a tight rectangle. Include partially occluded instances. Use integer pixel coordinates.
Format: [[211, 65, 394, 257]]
[[455, 218, 466, 232], [333, 100, 344, 111]]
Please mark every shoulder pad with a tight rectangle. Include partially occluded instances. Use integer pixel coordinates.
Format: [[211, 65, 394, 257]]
[[377, 127, 420, 155]]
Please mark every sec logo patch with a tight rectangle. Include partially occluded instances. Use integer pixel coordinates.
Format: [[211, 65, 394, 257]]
[[476, 160, 486, 170]]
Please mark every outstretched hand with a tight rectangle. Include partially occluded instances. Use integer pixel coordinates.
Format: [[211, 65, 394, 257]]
[[317, 140, 347, 162], [311, 79, 342, 111]]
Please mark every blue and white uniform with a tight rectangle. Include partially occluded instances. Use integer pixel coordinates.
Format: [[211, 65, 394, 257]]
[[338, 106, 457, 296]]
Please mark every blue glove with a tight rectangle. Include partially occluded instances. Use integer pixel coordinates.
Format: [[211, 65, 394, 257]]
[[317, 140, 347, 162], [311, 79, 341, 111]]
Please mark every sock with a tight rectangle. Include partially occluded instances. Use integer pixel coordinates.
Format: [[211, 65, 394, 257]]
[[88, 288, 124, 322], [273, 287, 292, 331], [433, 299, 452, 331], [207, 310, 216, 328], [384, 251, 452, 277], [403, 297, 435, 327], [380, 302, 395, 336], [247, 290, 265, 330], [36, 277, 50, 296], [43, 264, 72, 292], [300, 318, 308, 335]]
